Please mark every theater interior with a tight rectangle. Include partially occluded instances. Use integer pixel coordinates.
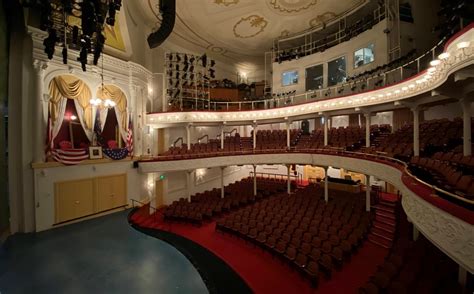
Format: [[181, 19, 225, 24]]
[[0, 0, 474, 293]]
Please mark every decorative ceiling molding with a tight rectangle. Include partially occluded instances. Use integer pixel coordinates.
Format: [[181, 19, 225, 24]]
[[267, 0, 318, 14], [214, 0, 240, 7], [233, 15, 269, 39], [309, 12, 337, 28]]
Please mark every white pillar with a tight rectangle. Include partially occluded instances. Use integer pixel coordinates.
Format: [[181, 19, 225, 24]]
[[33, 60, 47, 162], [220, 125, 224, 150], [458, 266, 468, 289], [286, 121, 291, 148], [461, 99, 472, 156], [412, 107, 420, 157], [287, 164, 291, 194], [220, 166, 225, 198], [365, 174, 371, 212], [413, 224, 419, 241], [186, 124, 192, 150], [323, 116, 329, 146], [253, 123, 257, 149], [364, 113, 371, 148], [253, 165, 257, 196], [324, 166, 329, 203], [186, 170, 193, 201]]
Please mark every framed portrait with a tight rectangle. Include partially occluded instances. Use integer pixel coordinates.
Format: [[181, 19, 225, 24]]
[[89, 146, 103, 159]]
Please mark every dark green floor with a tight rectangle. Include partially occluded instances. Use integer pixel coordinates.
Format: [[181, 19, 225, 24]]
[[0, 210, 208, 294]]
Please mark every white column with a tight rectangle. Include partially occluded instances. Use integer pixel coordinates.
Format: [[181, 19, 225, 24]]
[[458, 266, 468, 289], [287, 164, 291, 195], [253, 123, 257, 149], [33, 60, 47, 162], [461, 99, 472, 156], [412, 107, 420, 157], [324, 166, 329, 202], [413, 224, 419, 241], [323, 116, 329, 146], [365, 174, 371, 212], [286, 121, 291, 148], [364, 113, 371, 148], [129, 85, 142, 157], [220, 166, 225, 198], [186, 124, 192, 150], [253, 165, 257, 196], [220, 125, 224, 150], [186, 170, 193, 201]]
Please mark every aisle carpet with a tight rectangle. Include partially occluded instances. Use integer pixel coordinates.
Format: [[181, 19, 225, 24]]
[[132, 209, 389, 294]]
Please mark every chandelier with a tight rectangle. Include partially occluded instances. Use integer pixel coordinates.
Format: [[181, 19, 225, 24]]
[[90, 53, 116, 109], [24, 0, 122, 72]]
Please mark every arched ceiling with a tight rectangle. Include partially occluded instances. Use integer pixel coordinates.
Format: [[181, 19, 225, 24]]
[[136, 0, 367, 73]]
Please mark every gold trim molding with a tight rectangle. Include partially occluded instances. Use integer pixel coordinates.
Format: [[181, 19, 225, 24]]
[[214, 0, 240, 6], [268, 0, 318, 14], [233, 15, 268, 39]]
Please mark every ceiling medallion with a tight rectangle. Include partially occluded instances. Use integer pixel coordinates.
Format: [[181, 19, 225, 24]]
[[268, 0, 318, 14], [309, 12, 337, 28], [233, 15, 268, 39], [214, 0, 240, 6]]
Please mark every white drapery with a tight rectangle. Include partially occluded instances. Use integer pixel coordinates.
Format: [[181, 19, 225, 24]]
[[73, 99, 93, 141], [51, 98, 67, 140]]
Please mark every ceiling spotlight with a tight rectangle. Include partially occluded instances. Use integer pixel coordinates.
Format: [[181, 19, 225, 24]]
[[457, 41, 470, 49], [438, 52, 450, 60], [430, 60, 441, 66]]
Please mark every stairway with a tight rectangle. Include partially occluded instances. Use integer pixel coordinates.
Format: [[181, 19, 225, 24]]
[[368, 198, 397, 249]]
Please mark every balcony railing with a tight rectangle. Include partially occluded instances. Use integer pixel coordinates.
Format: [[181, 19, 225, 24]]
[[138, 148, 474, 220]]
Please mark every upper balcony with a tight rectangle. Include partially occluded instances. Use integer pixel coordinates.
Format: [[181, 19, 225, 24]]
[[148, 23, 474, 126]]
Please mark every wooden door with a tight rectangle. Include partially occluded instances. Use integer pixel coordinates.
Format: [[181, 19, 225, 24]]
[[157, 129, 165, 155], [55, 178, 95, 223], [97, 174, 127, 212]]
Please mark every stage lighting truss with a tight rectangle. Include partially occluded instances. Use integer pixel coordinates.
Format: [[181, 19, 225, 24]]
[[27, 0, 121, 72], [165, 52, 216, 111]]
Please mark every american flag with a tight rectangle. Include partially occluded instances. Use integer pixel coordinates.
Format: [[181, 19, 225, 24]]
[[127, 113, 133, 156], [94, 110, 105, 147], [52, 148, 89, 165]]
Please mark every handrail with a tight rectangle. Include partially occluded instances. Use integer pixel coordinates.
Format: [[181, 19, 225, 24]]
[[172, 137, 184, 147], [140, 148, 474, 208], [249, 171, 303, 184], [197, 135, 209, 144]]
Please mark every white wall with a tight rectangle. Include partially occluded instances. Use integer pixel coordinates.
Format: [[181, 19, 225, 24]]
[[272, 20, 388, 95]]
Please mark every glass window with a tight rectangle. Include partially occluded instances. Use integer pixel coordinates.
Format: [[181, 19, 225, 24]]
[[305, 64, 324, 91], [354, 44, 375, 68], [282, 70, 299, 86], [328, 56, 346, 86]]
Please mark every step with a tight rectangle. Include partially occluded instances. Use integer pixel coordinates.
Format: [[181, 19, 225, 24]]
[[373, 204, 395, 214], [375, 215, 396, 227], [373, 221, 396, 233], [371, 229, 394, 241], [368, 233, 393, 249], [379, 199, 397, 207], [376, 211, 396, 220]]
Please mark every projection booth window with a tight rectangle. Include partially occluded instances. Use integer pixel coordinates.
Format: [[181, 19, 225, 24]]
[[354, 44, 375, 68], [305, 64, 324, 91], [282, 70, 299, 86], [328, 56, 346, 86]]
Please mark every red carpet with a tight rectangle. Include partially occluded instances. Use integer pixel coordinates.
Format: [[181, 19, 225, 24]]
[[133, 210, 388, 294]]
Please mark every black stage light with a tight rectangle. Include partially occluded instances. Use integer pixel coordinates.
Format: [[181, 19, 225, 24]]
[[43, 29, 57, 59], [201, 54, 207, 67], [190, 66, 194, 72], [210, 60, 215, 67], [72, 26, 79, 45], [62, 46, 68, 64]]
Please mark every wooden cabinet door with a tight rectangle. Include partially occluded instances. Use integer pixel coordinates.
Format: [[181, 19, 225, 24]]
[[97, 174, 127, 212], [55, 179, 95, 223]]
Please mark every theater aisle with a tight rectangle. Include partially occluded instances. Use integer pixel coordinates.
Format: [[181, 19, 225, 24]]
[[0, 210, 208, 294]]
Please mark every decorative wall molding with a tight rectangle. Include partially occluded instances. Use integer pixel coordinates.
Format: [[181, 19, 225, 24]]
[[138, 152, 474, 273]]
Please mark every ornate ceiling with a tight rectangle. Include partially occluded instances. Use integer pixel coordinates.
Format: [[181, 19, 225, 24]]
[[136, 0, 367, 72]]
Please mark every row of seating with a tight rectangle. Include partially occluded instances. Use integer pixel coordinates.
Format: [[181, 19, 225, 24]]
[[216, 186, 372, 287], [409, 157, 474, 200], [163, 177, 287, 224]]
